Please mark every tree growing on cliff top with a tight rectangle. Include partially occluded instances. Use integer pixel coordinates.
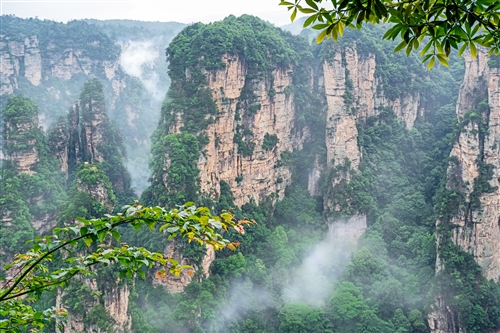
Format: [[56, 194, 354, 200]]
[[280, 0, 500, 69], [0, 203, 250, 332]]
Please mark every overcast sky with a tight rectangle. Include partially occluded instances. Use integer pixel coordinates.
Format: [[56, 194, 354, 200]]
[[1, 0, 299, 26]]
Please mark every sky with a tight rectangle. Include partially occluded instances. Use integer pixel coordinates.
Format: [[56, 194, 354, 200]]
[[0, 0, 299, 26]]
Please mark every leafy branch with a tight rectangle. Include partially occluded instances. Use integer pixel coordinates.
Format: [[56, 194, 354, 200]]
[[0, 203, 252, 332], [280, 0, 500, 69]]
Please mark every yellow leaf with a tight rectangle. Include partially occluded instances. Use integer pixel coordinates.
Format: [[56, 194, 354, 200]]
[[427, 57, 435, 71], [316, 29, 327, 44]]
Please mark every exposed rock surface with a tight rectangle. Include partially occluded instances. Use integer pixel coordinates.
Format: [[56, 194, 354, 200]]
[[429, 49, 500, 333], [48, 118, 69, 173], [153, 242, 215, 293], [0, 35, 42, 95], [198, 54, 306, 206], [57, 167, 128, 333], [327, 214, 367, 244], [3, 120, 39, 175], [153, 242, 194, 293], [322, 46, 422, 170], [57, 278, 131, 333]]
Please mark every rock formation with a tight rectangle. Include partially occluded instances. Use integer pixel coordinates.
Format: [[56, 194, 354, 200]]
[[56, 164, 129, 333], [0, 35, 42, 95], [429, 49, 500, 333], [198, 54, 305, 206]]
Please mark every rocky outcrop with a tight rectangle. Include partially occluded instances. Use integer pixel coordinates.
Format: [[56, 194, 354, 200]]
[[57, 278, 131, 333], [48, 118, 69, 173], [327, 214, 367, 244], [153, 242, 215, 293], [307, 155, 323, 196], [322, 46, 423, 170], [0, 35, 42, 95], [3, 121, 39, 175], [444, 49, 500, 280], [0, 34, 122, 96], [429, 49, 500, 333], [153, 242, 193, 293], [57, 165, 128, 333], [197, 54, 306, 206]]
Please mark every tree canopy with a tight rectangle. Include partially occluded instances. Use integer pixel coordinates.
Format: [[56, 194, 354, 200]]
[[280, 0, 500, 69]]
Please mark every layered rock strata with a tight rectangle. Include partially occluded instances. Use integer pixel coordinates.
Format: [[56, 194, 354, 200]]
[[322, 46, 423, 170], [197, 54, 306, 206], [429, 49, 500, 333]]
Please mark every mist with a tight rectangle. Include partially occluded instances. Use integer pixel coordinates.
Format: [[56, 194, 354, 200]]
[[119, 40, 163, 100], [283, 224, 356, 307], [209, 218, 363, 331]]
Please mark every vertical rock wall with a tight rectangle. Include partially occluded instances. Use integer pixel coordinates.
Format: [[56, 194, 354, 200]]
[[321, 45, 422, 238], [198, 54, 307, 206], [3, 112, 40, 176], [429, 49, 500, 333], [0, 35, 42, 95], [322, 46, 423, 170]]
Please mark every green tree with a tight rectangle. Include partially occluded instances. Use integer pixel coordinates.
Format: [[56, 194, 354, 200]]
[[280, 0, 500, 69], [278, 302, 333, 333], [0, 203, 251, 332]]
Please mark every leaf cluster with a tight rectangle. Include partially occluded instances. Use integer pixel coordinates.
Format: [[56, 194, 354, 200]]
[[0, 203, 251, 332], [281, 0, 500, 69]]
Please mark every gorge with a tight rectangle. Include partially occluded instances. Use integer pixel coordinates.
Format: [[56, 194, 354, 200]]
[[1, 14, 500, 333]]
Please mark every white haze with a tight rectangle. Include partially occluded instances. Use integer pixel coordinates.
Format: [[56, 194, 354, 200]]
[[119, 40, 163, 100], [212, 219, 360, 328], [218, 280, 277, 323], [283, 225, 356, 307]]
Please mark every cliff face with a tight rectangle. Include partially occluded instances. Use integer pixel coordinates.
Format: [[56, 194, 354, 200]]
[[429, 50, 500, 333], [320, 44, 422, 236], [1, 96, 66, 237], [322, 46, 422, 171], [57, 165, 130, 333], [0, 17, 186, 194], [3, 103, 40, 175], [0, 34, 123, 103], [198, 54, 305, 206], [0, 35, 42, 95]]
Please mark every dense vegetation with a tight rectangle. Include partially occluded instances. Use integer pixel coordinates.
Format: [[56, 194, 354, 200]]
[[0, 96, 66, 255], [0, 15, 181, 194], [2, 14, 500, 333]]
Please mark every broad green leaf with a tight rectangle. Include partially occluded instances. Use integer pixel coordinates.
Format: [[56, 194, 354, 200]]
[[305, 0, 319, 10], [436, 54, 449, 66], [83, 238, 92, 248], [111, 230, 120, 242], [394, 40, 407, 53]]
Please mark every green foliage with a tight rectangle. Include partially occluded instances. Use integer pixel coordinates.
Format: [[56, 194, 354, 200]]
[[233, 125, 255, 157], [275, 185, 323, 226], [262, 133, 279, 151], [278, 302, 332, 333], [69, 79, 136, 207], [143, 133, 201, 207], [167, 15, 298, 76], [0, 203, 249, 332], [433, 98, 500, 332], [1, 16, 120, 60], [280, 0, 500, 68], [318, 24, 465, 103], [0, 96, 66, 255], [58, 164, 116, 223]]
